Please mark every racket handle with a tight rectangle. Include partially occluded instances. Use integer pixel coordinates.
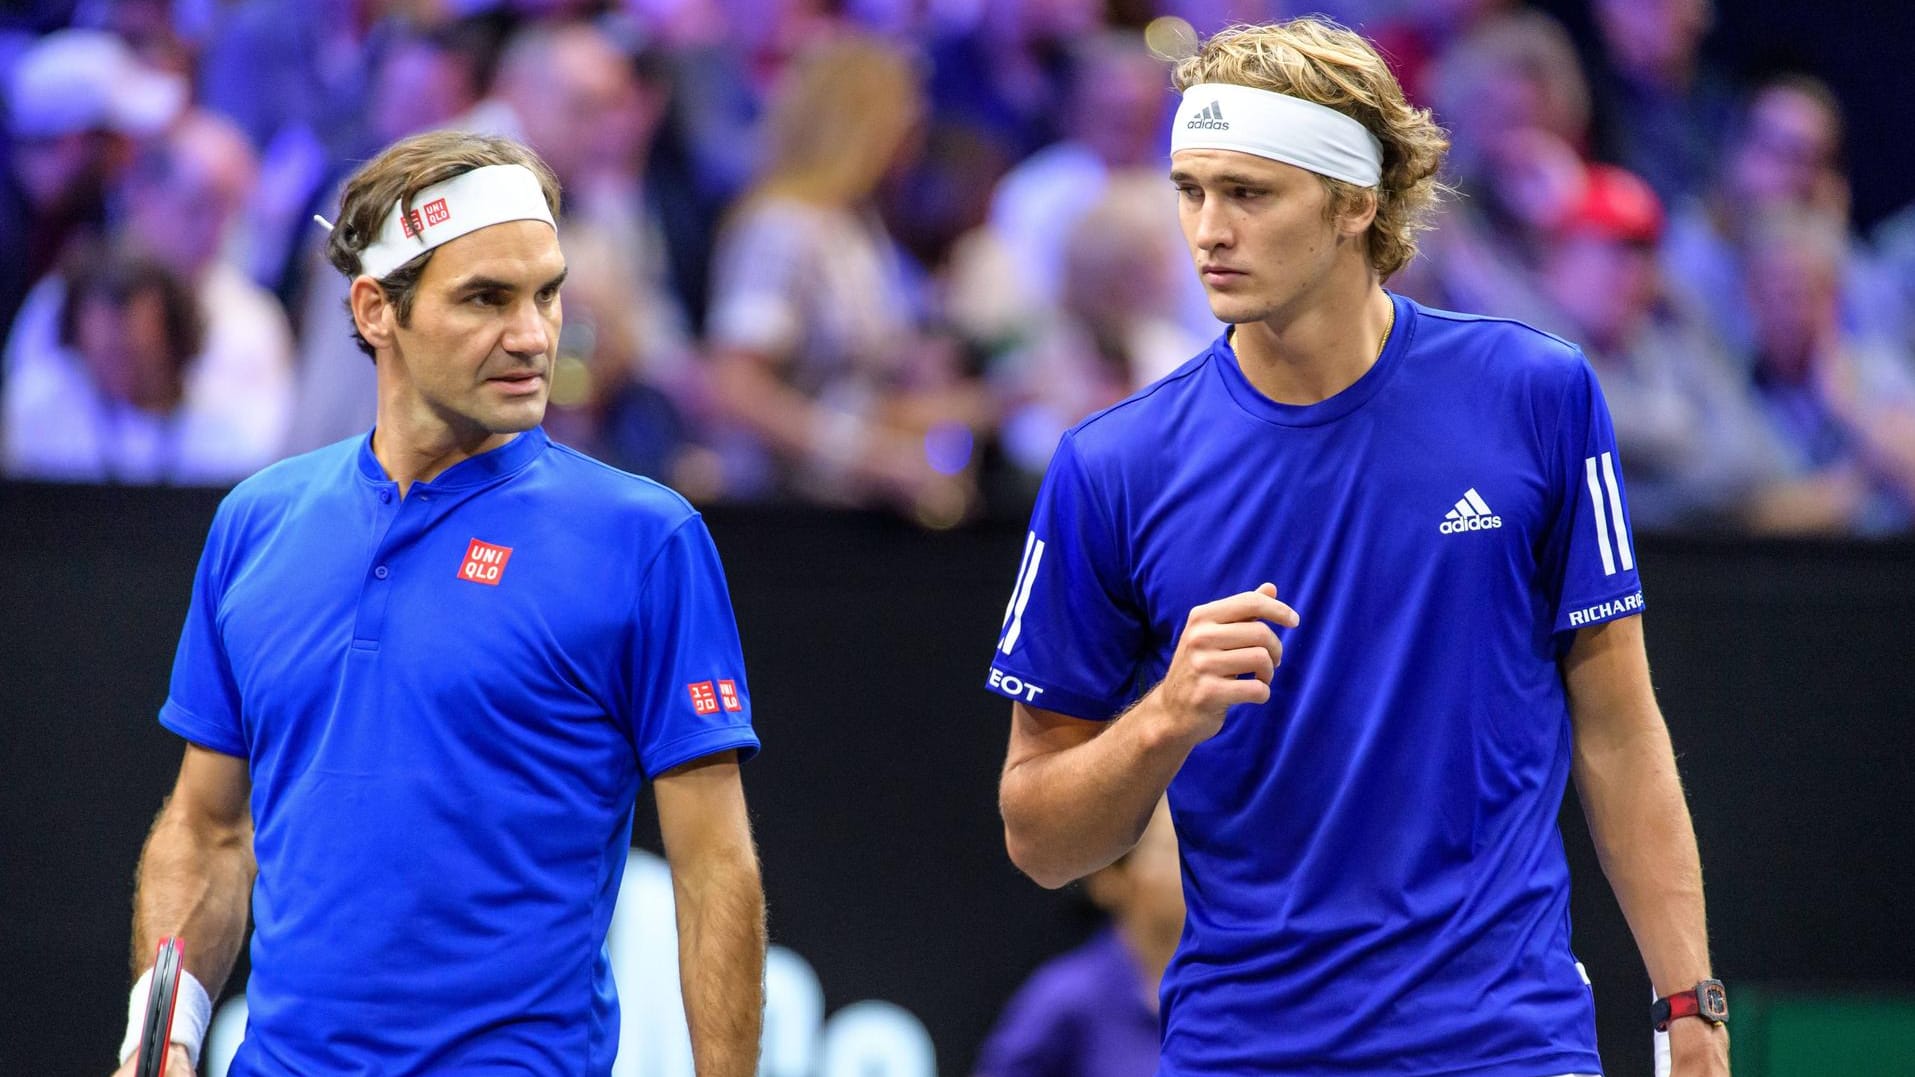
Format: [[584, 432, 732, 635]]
[[133, 937, 185, 1077]]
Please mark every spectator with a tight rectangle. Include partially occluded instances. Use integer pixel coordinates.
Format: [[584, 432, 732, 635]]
[[705, 34, 990, 523], [0, 241, 255, 482], [3, 244, 199, 480], [1398, 10, 1587, 320], [464, 22, 704, 477], [281, 26, 492, 456], [925, 0, 1100, 165], [1661, 73, 1903, 357], [70, 0, 196, 79], [1367, 0, 1518, 107], [1584, 0, 1738, 207], [1737, 209, 1915, 536], [1872, 202, 1915, 363], [990, 177, 1205, 487], [636, 0, 846, 267], [194, 0, 411, 306], [975, 799, 1181, 1077], [958, 31, 1212, 347], [1, 28, 184, 340], [5, 111, 294, 482], [266, 23, 487, 297], [195, 0, 372, 157], [911, 0, 1096, 269], [1533, 165, 1786, 531]]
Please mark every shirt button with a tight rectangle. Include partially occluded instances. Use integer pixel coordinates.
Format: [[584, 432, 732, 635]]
[[379, 490, 392, 503], [374, 565, 390, 580]]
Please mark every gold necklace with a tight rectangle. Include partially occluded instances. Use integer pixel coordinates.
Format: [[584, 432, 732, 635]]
[[1377, 300, 1397, 358]]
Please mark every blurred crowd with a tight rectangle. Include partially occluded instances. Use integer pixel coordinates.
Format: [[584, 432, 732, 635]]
[[5, 0, 1915, 536]]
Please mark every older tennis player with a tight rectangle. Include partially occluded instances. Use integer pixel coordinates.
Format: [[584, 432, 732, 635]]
[[112, 131, 765, 1077]]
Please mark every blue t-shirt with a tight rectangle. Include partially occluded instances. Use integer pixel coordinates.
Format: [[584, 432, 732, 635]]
[[986, 294, 1642, 1076], [163, 427, 759, 1075]]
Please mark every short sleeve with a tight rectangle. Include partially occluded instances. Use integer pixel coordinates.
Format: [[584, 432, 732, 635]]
[[159, 501, 248, 757], [985, 434, 1149, 719], [623, 515, 760, 779], [1540, 356, 1647, 638]]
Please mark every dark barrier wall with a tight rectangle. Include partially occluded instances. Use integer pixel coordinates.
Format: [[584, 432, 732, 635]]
[[5, 482, 1914, 1074]]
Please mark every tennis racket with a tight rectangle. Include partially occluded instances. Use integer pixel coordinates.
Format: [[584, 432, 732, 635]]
[[133, 936, 184, 1077]]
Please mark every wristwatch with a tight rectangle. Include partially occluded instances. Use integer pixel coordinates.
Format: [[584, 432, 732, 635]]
[[1652, 979, 1729, 1031]]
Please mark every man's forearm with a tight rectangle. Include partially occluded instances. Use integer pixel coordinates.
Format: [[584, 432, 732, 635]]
[[131, 798, 254, 992], [674, 850, 766, 1077], [1000, 695, 1194, 889], [1573, 715, 1712, 993]]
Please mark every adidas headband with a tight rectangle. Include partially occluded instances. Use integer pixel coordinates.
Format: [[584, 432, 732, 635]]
[[1171, 83, 1384, 188], [354, 163, 556, 280]]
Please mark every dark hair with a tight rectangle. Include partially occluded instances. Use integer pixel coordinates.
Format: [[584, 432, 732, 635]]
[[57, 241, 203, 372], [326, 130, 562, 358]]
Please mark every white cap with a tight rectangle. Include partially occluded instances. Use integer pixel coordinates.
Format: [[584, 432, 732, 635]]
[[7, 29, 187, 139]]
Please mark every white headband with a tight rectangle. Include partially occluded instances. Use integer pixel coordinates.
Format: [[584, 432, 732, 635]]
[[354, 164, 556, 280], [1171, 83, 1384, 187]]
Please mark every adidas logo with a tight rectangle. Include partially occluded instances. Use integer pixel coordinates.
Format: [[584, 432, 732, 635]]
[[1185, 101, 1230, 131], [1439, 488, 1503, 534]]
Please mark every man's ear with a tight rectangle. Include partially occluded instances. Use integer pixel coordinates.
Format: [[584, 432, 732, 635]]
[[1336, 186, 1380, 240], [349, 276, 396, 352]]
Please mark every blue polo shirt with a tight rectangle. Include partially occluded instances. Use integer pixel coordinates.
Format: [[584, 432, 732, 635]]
[[162, 427, 759, 1075], [987, 294, 1641, 1076]]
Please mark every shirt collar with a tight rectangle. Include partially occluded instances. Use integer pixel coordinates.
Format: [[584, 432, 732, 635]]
[[1209, 291, 1414, 429], [355, 425, 550, 489]]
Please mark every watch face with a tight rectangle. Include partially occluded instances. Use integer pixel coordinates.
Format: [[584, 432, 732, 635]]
[[1701, 981, 1729, 1021]]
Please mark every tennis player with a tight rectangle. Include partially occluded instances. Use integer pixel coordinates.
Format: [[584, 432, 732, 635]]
[[111, 131, 765, 1076], [988, 19, 1729, 1077]]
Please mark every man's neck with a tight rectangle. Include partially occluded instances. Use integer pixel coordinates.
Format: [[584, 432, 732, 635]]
[[372, 399, 516, 497], [1231, 273, 1394, 406]]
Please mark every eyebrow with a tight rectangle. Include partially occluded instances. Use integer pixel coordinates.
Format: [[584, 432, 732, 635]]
[[452, 267, 569, 294], [1169, 169, 1274, 187]]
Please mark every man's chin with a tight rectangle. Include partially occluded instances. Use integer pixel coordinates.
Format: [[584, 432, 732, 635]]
[[486, 397, 549, 433], [1209, 301, 1269, 325]]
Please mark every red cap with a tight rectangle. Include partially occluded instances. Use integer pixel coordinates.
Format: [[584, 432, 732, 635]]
[[1558, 164, 1664, 245]]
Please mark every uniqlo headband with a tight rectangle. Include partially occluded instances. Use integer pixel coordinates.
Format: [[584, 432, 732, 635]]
[[349, 164, 557, 280], [1171, 83, 1384, 187]]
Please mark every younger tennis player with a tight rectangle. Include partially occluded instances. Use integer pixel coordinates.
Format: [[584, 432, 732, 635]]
[[989, 19, 1728, 1076]]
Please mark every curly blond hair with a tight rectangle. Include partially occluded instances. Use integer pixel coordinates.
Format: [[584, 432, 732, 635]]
[[1171, 17, 1451, 279]]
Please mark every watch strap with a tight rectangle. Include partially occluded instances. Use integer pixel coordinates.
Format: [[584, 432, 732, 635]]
[[1652, 979, 1729, 1031]]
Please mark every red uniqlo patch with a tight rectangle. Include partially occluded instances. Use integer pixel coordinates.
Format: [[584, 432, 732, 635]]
[[458, 538, 513, 586], [423, 198, 450, 226], [718, 679, 742, 712], [688, 681, 719, 715], [400, 208, 426, 237]]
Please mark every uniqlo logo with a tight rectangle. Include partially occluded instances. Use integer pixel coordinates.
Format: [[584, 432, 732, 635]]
[[688, 681, 719, 715], [718, 679, 742, 712], [458, 538, 513, 586], [423, 198, 450, 226], [399, 208, 426, 237]]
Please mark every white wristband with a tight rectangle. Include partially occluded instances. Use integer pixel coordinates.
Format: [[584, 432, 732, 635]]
[[118, 967, 213, 1069]]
